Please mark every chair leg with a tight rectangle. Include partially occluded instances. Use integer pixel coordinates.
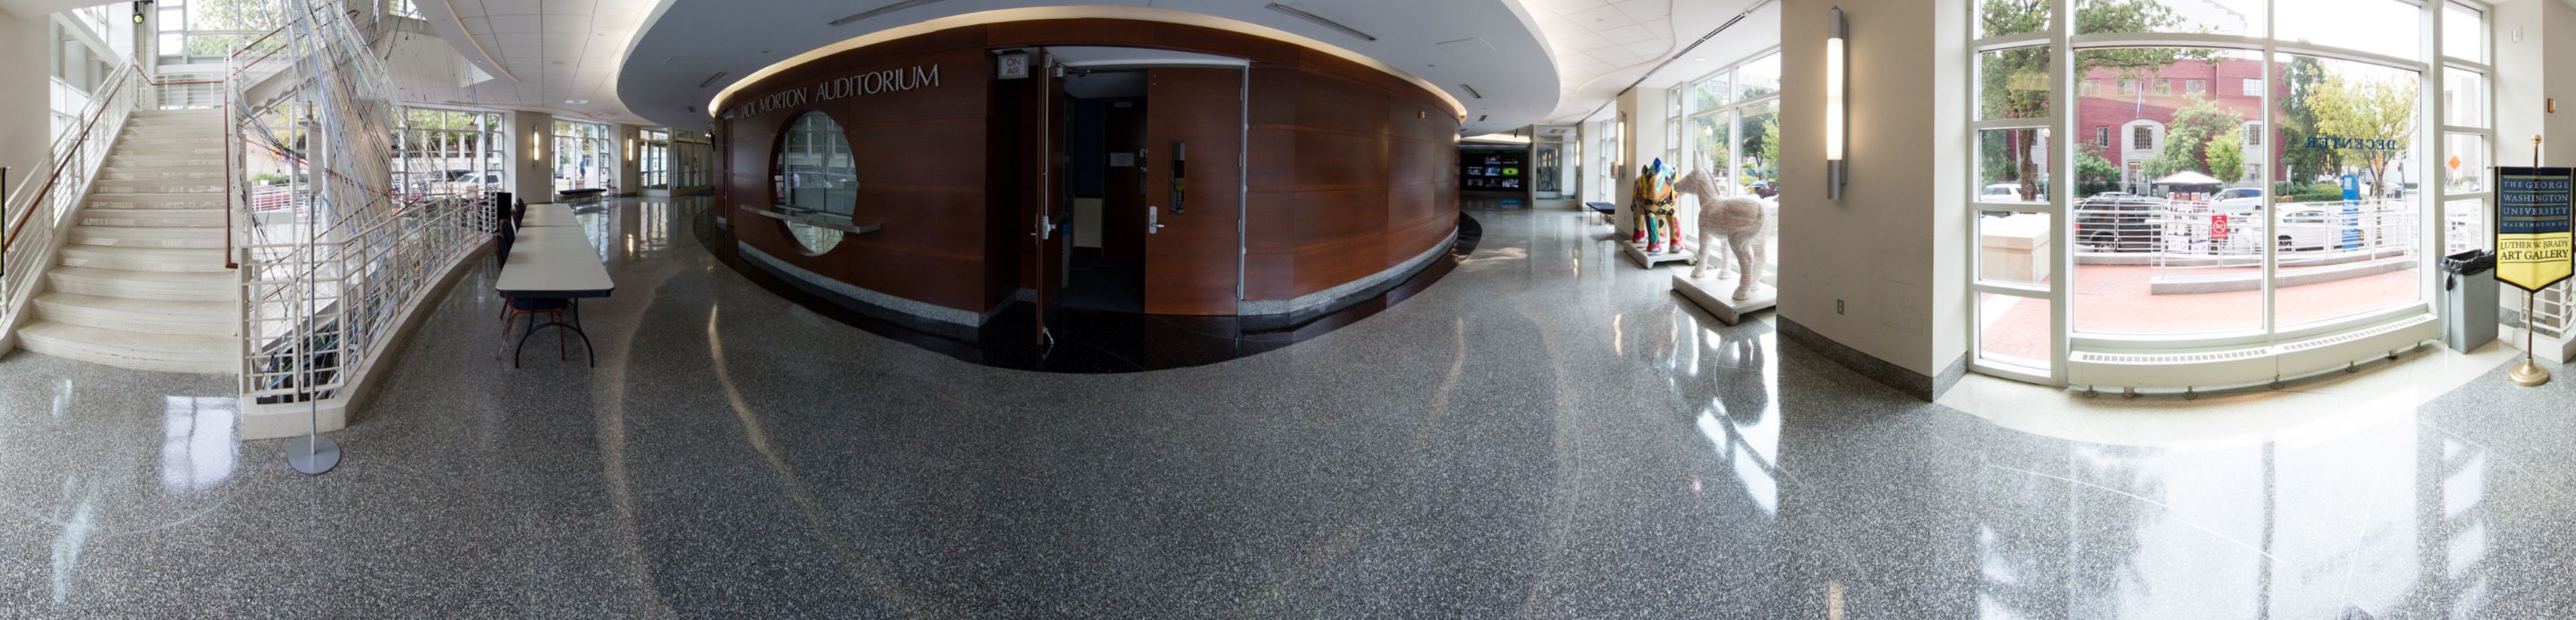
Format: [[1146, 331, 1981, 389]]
[[496, 310, 515, 361]]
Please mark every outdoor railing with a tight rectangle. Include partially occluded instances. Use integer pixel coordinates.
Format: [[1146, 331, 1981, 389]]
[[1, 58, 145, 332]]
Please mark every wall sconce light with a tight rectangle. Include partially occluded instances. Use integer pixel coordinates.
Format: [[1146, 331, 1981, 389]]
[[1826, 6, 1848, 200], [131, 1, 149, 24], [530, 129, 542, 163]]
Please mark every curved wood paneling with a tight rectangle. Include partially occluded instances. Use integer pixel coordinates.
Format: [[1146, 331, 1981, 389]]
[[716, 18, 1460, 318]]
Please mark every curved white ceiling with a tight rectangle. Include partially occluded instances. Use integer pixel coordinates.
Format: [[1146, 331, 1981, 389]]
[[614, 0, 1560, 134]]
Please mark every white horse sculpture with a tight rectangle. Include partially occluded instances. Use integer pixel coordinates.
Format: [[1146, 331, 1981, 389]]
[[1674, 168, 1770, 301]]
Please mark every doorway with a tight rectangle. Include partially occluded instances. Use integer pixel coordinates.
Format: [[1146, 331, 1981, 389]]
[[1030, 48, 1246, 327], [1057, 69, 1150, 313]]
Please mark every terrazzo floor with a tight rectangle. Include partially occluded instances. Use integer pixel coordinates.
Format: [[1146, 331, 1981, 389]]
[[3, 197, 2574, 617]]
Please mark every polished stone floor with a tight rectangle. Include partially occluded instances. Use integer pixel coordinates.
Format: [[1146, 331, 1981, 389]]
[[4, 197, 2576, 617]]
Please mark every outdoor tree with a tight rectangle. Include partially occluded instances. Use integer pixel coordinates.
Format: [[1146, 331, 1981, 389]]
[[2275, 56, 2333, 182], [2313, 72, 2417, 195], [1980, 0, 2196, 200], [2207, 125, 2245, 183], [2142, 96, 2245, 179]]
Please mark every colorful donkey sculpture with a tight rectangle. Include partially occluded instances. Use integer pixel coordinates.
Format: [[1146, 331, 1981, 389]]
[[1674, 168, 1769, 301]]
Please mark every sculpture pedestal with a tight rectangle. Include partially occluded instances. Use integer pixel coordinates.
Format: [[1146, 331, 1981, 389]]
[[1623, 242, 1699, 268], [1674, 272, 1776, 326]]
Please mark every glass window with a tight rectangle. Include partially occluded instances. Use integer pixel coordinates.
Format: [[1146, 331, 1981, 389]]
[[2444, 133, 2486, 194], [2080, 79, 2100, 97], [1693, 72, 1729, 111], [1735, 53, 1780, 100], [1979, 211, 2054, 285], [2245, 122, 2262, 147], [1978, 293, 2052, 373], [2096, 126, 2110, 149], [2444, 2, 2485, 63], [2073, 47, 2266, 336], [2185, 79, 2206, 95], [2275, 0, 2420, 60], [2272, 54, 2422, 327], [774, 112, 855, 255], [2154, 79, 2173, 95], [2444, 70, 2487, 128], [2075, 0, 2263, 38], [1979, 128, 2050, 205], [1979, 47, 2052, 121], [2243, 78, 2263, 96], [1980, 0, 2049, 38]]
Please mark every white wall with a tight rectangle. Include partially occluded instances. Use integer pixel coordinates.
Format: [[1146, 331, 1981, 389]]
[[509, 110, 552, 202], [0, 10, 52, 198], [1611, 87, 1670, 238], [1777, 0, 1970, 388]]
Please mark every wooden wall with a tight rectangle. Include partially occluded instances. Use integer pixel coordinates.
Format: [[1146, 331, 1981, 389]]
[[715, 19, 1461, 317]]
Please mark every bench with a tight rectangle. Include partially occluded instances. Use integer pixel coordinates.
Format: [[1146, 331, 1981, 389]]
[[1585, 201, 1616, 224], [557, 188, 608, 201]]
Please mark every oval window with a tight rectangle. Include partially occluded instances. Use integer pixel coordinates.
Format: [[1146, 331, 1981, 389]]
[[773, 112, 855, 255]]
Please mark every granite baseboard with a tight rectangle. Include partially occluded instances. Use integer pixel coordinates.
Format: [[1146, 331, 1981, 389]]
[[1240, 226, 1457, 317], [738, 242, 998, 340], [1776, 317, 1968, 402]]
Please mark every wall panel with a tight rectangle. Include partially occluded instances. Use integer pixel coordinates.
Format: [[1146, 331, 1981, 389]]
[[715, 18, 1461, 317]]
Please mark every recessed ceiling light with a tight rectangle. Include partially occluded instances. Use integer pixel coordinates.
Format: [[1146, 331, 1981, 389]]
[[1693, 57, 1706, 62], [567, 99, 589, 105]]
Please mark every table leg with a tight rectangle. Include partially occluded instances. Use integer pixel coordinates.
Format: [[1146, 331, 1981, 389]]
[[513, 320, 597, 369]]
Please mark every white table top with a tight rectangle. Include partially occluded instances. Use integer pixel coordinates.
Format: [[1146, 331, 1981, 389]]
[[496, 225, 613, 297], [521, 202, 580, 227]]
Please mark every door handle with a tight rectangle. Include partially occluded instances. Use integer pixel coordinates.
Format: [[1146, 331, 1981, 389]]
[[1035, 211, 1052, 240], [1148, 206, 1165, 234]]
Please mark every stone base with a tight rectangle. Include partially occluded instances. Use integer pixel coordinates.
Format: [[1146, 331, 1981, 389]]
[[1673, 272, 1776, 326], [1622, 242, 1699, 268]]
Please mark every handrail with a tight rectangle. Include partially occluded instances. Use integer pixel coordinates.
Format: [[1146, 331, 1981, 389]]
[[2, 61, 144, 253]]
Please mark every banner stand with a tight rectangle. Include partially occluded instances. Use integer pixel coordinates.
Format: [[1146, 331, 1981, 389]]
[[2497, 136, 2571, 387]]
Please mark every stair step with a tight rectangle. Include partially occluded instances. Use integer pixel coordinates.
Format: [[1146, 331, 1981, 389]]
[[32, 293, 234, 336], [68, 225, 228, 249], [47, 267, 233, 302], [80, 208, 226, 227], [59, 246, 231, 273], [89, 183, 222, 195], [99, 169, 225, 182], [103, 146, 224, 157], [89, 194, 226, 210], [13, 321, 233, 374], [118, 135, 224, 147], [106, 157, 225, 167], [118, 125, 219, 133]]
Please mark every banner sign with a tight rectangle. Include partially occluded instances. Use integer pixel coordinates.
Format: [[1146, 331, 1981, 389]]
[[2497, 166, 2575, 293]]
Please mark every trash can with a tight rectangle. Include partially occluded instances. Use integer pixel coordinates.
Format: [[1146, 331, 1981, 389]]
[[2441, 249, 2497, 352]]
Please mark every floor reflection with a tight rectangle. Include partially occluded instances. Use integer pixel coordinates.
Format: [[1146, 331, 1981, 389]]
[[686, 198, 1486, 373], [0, 198, 2570, 616]]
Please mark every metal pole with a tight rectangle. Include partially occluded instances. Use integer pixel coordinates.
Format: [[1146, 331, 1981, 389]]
[[2511, 134, 2551, 387], [286, 18, 340, 474]]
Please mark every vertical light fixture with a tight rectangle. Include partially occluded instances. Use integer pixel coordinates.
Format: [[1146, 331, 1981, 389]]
[[530, 127, 542, 163], [1826, 6, 1848, 200]]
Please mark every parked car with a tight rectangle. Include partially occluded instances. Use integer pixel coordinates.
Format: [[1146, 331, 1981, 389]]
[[2275, 204, 2354, 253], [2072, 192, 2163, 252], [2211, 187, 2263, 213]]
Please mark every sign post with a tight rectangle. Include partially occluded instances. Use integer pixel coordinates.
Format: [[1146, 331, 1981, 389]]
[[2496, 136, 2572, 386]]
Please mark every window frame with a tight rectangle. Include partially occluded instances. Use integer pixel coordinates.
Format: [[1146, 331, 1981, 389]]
[[1967, 0, 2494, 386]]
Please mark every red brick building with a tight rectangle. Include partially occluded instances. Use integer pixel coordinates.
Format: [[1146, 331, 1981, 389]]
[[2076, 57, 2291, 189]]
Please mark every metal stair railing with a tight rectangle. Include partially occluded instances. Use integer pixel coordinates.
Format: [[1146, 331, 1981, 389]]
[[0, 57, 147, 340], [233, 0, 492, 405]]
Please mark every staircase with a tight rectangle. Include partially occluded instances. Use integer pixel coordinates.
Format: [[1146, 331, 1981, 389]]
[[14, 109, 237, 374]]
